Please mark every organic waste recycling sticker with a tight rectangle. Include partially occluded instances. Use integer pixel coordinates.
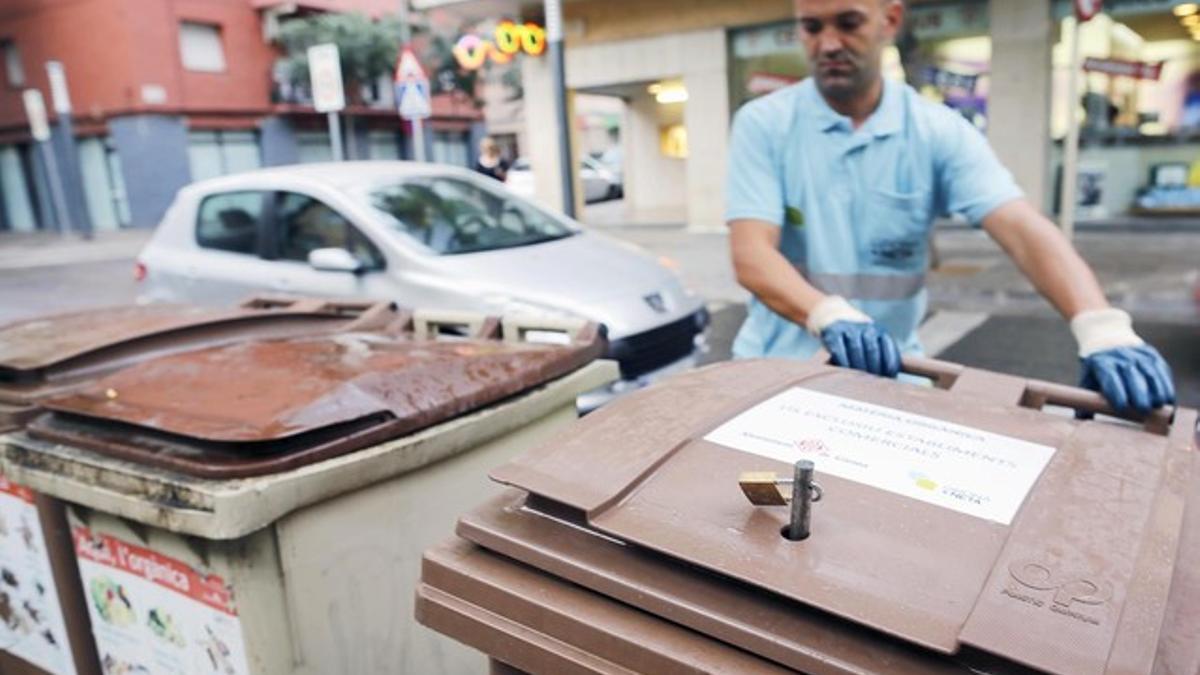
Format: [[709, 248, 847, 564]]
[[73, 526, 251, 675], [705, 388, 1056, 524]]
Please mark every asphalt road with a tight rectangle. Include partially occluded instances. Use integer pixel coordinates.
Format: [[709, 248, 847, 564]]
[[701, 303, 1199, 410], [2, 253, 1196, 413], [0, 258, 138, 323]]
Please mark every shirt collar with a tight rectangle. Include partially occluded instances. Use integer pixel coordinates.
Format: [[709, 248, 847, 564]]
[[806, 78, 903, 138]]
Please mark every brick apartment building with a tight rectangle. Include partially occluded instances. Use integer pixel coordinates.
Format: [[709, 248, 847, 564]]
[[0, 0, 485, 232]]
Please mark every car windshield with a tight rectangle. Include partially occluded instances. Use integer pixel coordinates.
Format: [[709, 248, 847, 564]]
[[365, 175, 575, 254]]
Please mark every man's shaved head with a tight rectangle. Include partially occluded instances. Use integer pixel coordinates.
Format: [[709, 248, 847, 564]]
[[793, 0, 904, 105]]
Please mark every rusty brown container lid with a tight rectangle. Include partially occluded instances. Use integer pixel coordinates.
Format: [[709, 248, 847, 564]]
[[0, 296, 398, 402], [483, 357, 1199, 675], [27, 320, 604, 479], [0, 296, 400, 436]]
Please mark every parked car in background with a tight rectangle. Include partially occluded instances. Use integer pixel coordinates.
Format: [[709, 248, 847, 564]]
[[505, 156, 621, 203], [137, 162, 706, 411]]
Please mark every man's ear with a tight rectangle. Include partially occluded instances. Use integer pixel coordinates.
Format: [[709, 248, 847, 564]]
[[882, 0, 905, 39]]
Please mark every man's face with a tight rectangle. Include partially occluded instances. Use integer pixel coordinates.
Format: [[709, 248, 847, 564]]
[[794, 0, 903, 102]]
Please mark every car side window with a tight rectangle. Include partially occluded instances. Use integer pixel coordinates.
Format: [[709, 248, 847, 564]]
[[196, 191, 266, 255], [275, 192, 385, 270]]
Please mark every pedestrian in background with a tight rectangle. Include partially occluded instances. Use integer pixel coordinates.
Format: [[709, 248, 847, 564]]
[[726, 0, 1175, 415], [473, 137, 509, 182]]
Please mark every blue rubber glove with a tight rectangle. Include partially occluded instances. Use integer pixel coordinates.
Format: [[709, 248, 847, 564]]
[[1071, 308, 1175, 416], [821, 320, 902, 378], [1080, 345, 1175, 415]]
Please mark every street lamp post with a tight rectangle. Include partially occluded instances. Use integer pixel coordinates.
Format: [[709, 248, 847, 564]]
[[545, 0, 576, 218]]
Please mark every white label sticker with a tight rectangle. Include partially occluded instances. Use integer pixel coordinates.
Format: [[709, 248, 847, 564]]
[[74, 526, 251, 675], [0, 474, 76, 675], [705, 388, 1056, 524]]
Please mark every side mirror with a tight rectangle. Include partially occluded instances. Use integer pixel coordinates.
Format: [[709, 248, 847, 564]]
[[308, 247, 364, 274]]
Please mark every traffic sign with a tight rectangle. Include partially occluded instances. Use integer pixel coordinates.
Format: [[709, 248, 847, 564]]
[[307, 43, 345, 113], [394, 48, 431, 120], [22, 89, 50, 142]]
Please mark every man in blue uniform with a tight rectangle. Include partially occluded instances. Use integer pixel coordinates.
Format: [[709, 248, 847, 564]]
[[727, 0, 1174, 414]]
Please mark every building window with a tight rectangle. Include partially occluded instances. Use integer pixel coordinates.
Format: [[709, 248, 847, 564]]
[[368, 130, 400, 160], [78, 137, 131, 231], [187, 130, 261, 181], [179, 22, 226, 73], [432, 131, 470, 167], [2, 40, 23, 87]]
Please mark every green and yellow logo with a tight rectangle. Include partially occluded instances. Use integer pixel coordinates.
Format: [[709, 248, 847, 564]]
[[785, 205, 805, 228]]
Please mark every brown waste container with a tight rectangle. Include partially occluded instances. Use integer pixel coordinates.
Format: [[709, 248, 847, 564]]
[[417, 356, 1200, 675], [0, 296, 397, 675], [1, 309, 617, 675]]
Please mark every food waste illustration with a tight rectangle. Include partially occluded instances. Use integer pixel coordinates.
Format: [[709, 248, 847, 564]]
[[0, 477, 76, 675], [74, 527, 251, 675]]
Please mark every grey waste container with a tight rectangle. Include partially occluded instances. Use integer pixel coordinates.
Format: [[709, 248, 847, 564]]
[[0, 296, 397, 675], [3, 309, 617, 675]]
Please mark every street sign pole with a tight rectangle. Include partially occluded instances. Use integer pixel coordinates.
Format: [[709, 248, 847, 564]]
[[23, 89, 70, 235], [46, 61, 93, 238], [545, 0, 576, 218], [395, 48, 432, 162], [1061, 0, 1101, 239], [397, 1, 427, 162], [39, 143, 71, 235], [307, 44, 346, 161], [327, 111, 344, 162], [412, 118, 427, 162]]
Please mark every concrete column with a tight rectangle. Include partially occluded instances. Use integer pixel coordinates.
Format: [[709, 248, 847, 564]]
[[49, 118, 93, 236], [521, 54, 582, 215], [468, 121, 487, 168], [107, 115, 191, 228], [344, 117, 370, 160], [683, 42, 729, 232], [625, 93, 687, 220], [988, 0, 1054, 213], [29, 146, 58, 232], [260, 116, 300, 167]]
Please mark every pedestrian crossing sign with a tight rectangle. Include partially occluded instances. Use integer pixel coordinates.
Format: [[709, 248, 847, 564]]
[[395, 48, 432, 120]]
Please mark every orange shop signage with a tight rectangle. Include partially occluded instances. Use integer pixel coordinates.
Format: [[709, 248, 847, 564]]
[[453, 21, 547, 70]]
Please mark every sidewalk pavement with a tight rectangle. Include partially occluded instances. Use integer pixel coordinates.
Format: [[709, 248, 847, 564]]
[[0, 229, 153, 271], [590, 222, 1200, 325]]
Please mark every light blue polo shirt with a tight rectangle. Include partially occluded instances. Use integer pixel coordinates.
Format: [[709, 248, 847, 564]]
[[726, 78, 1022, 360]]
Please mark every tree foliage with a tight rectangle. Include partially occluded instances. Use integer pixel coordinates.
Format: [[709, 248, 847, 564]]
[[275, 11, 482, 107], [277, 12, 403, 103]]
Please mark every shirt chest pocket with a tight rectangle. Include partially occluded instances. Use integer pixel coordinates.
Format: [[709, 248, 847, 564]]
[[859, 187, 932, 269]]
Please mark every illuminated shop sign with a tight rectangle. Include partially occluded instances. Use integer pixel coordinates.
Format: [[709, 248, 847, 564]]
[[453, 21, 546, 70]]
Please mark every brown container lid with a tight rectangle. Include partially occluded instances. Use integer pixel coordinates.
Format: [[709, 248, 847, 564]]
[[418, 537, 796, 675], [486, 357, 1198, 674], [0, 296, 399, 408], [26, 317, 604, 479]]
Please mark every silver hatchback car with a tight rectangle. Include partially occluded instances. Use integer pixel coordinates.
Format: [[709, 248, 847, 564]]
[[136, 162, 708, 409]]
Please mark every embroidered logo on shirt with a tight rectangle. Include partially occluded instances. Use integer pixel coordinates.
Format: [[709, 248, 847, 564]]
[[870, 237, 919, 265]]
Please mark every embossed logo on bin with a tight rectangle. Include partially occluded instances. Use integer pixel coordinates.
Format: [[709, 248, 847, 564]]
[[1002, 558, 1112, 626]]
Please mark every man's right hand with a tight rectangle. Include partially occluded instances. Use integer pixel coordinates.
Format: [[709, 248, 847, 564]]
[[807, 296, 901, 378]]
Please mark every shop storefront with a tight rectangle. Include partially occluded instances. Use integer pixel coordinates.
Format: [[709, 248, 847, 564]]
[[1048, 1, 1200, 219]]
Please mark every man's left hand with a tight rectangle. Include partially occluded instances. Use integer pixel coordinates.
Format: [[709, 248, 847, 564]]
[[1072, 309, 1176, 415]]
